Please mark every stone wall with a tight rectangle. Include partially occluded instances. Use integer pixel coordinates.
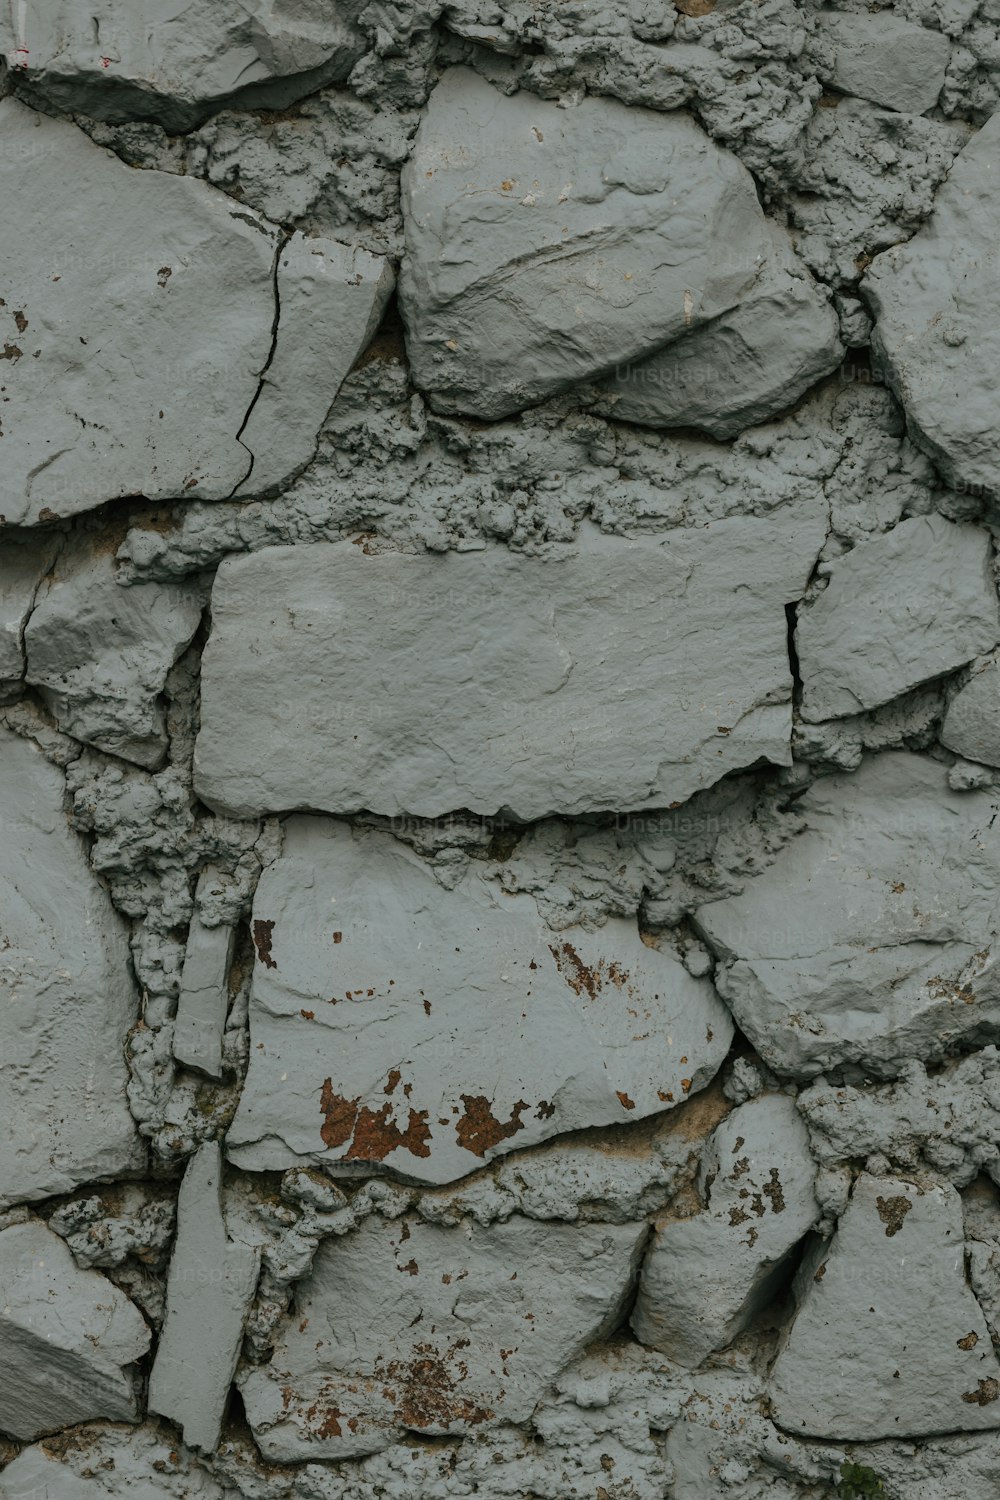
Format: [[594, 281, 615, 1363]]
[[1, 3, 1000, 1496]]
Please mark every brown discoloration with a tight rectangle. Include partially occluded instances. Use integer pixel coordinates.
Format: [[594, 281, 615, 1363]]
[[762, 1168, 785, 1213], [320, 1080, 434, 1160], [1, 343, 23, 362], [928, 974, 977, 1005], [376, 1340, 494, 1431], [385, 1069, 402, 1095], [876, 1194, 912, 1237], [12, 310, 27, 333], [963, 1378, 1000, 1406], [157, 266, 172, 288], [958, 1331, 980, 1350], [252, 918, 277, 969], [548, 942, 629, 1002], [616, 1090, 636, 1110], [675, 0, 714, 12], [333, 931, 343, 943], [319, 1080, 358, 1149], [455, 1094, 529, 1156], [399, 1258, 419, 1276], [535, 1099, 555, 1119]]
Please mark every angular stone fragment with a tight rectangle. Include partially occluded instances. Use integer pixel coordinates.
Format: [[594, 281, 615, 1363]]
[[0, 727, 144, 1205], [631, 1095, 819, 1365], [172, 918, 236, 1080], [225, 818, 733, 1185], [233, 233, 395, 496], [770, 1174, 1000, 1439], [813, 12, 950, 115], [0, 99, 386, 527], [238, 1211, 646, 1459], [148, 1143, 260, 1454], [1, 0, 367, 131], [195, 506, 827, 820], [23, 541, 205, 767], [694, 752, 1000, 1079], [399, 68, 773, 420], [865, 113, 1000, 495], [0, 533, 59, 697], [797, 515, 999, 722], [943, 657, 1000, 769], [600, 225, 843, 439], [0, 1220, 150, 1439]]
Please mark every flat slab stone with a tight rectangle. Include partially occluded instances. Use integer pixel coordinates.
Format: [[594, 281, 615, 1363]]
[[0, 1220, 150, 1439], [943, 656, 1000, 768], [172, 918, 236, 1080], [770, 1173, 1000, 1439], [631, 1095, 819, 1365], [797, 515, 999, 722], [195, 507, 827, 821], [694, 752, 1000, 1079], [813, 12, 950, 115], [0, 727, 144, 1205], [224, 818, 733, 1185], [600, 224, 843, 439], [149, 1143, 260, 1454], [0, 98, 389, 526], [1, 0, 366, 131], [238, 1210, 646, 1459], [399, 67, 772, 420], [865, 112, 1000, 495]]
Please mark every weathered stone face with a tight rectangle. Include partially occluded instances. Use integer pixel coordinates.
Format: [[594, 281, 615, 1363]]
[[225, 818, 732, 1183], [194, 507, 826, 821]]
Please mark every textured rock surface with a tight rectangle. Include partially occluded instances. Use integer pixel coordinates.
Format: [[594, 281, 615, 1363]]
[[695, 753, 1000, 1079], [225, 818, 732, 1182], [943, 656, 1000, 768], [0, 534, 58, 696], [771, 1173, 1000, 1440], [172, 917, 236, 1080], [399, 69, 774, 420], [813, 13, 951, 115], [797, 515, 998, 722], [632, 1094, 819, 1364], [0, 727, 143, 1205], [238, 1211, 646, 1458], [0, 1220, 150, 1439], [195, 508, 826, 820], [1, 0, 367, 130], [866, 112, 1000, 494]]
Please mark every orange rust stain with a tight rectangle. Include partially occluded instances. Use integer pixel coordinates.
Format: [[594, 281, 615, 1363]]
[[548, 942, 629, 1001], [300, 1009, 315, 1020], [375, 1340, 494, 1430], [455, 1094, 529, 1157], [319, 1080, 358, 1149], [319, 1080, 433, 1161], [616, 1090, 636, 1110], [385, 1069, 402, 1095], [252, 919, 277, 969]]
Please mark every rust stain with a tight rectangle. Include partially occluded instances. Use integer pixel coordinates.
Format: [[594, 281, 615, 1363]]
[[319, 1080, 432, 1161], [252, 919, 277, 969], [548, 942, 629, 1001], [375, 1340, 494, 1430], [963, 1378, 1000, 1406], [385, 1069, 402, 1095], [616, 1090, 636, 1110], [876, 1194, 912, 1237], [958, 1331, 980, 1350], [455, 1094, 529, 1156], [333, 931, 343, 943]]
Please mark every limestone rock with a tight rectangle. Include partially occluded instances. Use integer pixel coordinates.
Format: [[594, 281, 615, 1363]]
[[865, 113, 1000, 495], [195, 506, 827, 821], [0, 534, 59, 698], [238, 1211, 646, 1459], [813, 12, 950, 115], [0, 98, 387, 527], [943, 657, 1000, 769], [399, 68, 773, 420], [24, 541, 205, 767], [631, 1095, 819, 1365], [797, 515, 999, 722], [600, 224, 843, 439], [0, 1220, 150, 1439], [1, 0, 367, 131], [694, 753, 1000, 1079], [148, 1143, 260, 1454], [172, 918, 236, 1081], [0, 727, 144, 1205], [232, 232, 395, 496], [770, 1173, 1000, 1439], [225, 818, 733, 1185]]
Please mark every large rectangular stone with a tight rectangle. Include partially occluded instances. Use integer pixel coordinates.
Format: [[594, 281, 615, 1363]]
[[195, 505, 826, 821]]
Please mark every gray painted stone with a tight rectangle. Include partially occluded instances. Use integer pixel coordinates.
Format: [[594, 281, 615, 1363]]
[[233, 233, 394, 496], [797, 515, 999, 722], [148, 1142, 261, 1454], [943, 657, 1000, 768], [0, 1220, 150, 1439], [770, 1173, 1000, 1439], [238, 1211, 646, 1459], [0, 727, 144, 1206], [225, 818, 733, 1184], [195, 507, 827, 821], [1, 0, 367, 131], [24, 541, 205, 767], [0, 534, 58, 696], [399, 68, 773, 420], [631, 1095, 819, 1365], [172, 918, 236, 1080], [695, 752, 1000, 1079], [0, 99, 385, 527], [866, 112, 1000, 495], [600, 224, 843, 439], [814, 12, 950, 115]]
